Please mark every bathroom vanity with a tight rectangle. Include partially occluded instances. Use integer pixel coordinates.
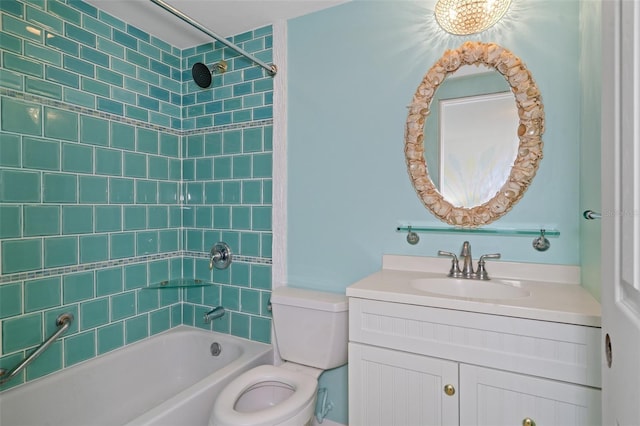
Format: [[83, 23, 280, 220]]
[[346, 255, 602, 426]]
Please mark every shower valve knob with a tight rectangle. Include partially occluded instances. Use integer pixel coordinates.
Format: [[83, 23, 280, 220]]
[[209, 242, 232, 270]]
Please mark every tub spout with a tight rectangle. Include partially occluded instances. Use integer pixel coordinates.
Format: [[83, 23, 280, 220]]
[[204, 306, 225, 323]]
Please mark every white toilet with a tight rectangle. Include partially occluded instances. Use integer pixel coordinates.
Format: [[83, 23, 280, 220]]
[[209, 286, 348, 426]]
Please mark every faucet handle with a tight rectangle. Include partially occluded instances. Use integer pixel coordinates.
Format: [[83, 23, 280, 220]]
[[479, 253, 501, 262], [438, 250, 462, 277], [209, 242, 232, 271], [476, 253, 501, 280]]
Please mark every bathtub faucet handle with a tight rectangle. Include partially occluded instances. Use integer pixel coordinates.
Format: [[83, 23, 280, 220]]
[[209, 242, 232, 270], [204, 306, 225, 323]]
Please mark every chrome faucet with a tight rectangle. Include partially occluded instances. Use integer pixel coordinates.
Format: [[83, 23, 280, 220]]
[[203, 306, 225, 323], [460, 241, 474, 278], [438, 241, 500, 280]]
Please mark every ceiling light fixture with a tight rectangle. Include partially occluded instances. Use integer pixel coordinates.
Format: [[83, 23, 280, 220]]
[[434, 0, 512, 35]]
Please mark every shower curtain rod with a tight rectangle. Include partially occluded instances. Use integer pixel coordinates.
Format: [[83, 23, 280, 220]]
[[149, 0, 277, 75]]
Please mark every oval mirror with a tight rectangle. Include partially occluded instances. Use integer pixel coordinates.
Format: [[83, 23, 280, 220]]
[[405, 41, 544, 227]]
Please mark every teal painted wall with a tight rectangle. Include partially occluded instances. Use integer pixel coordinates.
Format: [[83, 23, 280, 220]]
[[288, 1, 595, 423], [0, 0, 273, 392], [579, 0, 602, 301]]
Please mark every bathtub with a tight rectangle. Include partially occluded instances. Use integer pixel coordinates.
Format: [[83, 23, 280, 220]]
[[0, 326, 273, 426]]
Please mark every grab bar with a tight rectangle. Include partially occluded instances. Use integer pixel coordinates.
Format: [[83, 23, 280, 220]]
[[0, 313, 74, 385]]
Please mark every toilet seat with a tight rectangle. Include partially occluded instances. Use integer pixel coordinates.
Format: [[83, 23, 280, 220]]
[[210, 365, 318, 426]]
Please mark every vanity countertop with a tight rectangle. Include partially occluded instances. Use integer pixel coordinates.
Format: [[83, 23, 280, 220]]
[[346, 255, 602, 327]]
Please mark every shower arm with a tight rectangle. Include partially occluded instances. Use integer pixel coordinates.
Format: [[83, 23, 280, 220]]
[[149, 0, 277, 76]]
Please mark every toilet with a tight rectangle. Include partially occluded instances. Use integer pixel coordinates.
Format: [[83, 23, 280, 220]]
[[209, 286, 348, 426]]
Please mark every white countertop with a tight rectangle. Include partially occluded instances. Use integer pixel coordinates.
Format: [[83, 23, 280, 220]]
[[346, 255, 602, 327]]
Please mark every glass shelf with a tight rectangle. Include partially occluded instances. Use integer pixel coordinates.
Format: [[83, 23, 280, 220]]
[[144, 278, 214, 289], [396, 225, 560, 237]]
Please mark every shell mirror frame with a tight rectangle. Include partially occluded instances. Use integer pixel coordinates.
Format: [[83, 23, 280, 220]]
[[404, 41, 545, 227]]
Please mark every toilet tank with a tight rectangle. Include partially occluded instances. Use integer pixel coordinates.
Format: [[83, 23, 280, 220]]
[[271, 286, 348, 370]]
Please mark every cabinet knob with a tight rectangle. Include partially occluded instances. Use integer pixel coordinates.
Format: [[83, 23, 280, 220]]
[[443, 384, 455, 396], [522, 418, 536, 426]]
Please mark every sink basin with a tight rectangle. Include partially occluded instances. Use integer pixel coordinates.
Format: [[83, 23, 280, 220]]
[[410, 278, 530, 300]]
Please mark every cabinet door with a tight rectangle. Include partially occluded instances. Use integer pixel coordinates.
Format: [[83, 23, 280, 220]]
[[459, 364, 601, 426], [349, 343, 459, 426]]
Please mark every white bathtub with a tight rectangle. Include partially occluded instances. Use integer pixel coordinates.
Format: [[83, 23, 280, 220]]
[[0, 326, 273, 426]]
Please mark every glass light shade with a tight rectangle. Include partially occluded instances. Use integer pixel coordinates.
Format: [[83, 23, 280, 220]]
[[435, 0, 512, 35]]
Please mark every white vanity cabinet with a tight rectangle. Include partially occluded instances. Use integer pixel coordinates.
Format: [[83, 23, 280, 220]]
[[459, 364, 600, 425], [349, 342, 459, 425], [348, 298, 602, 426]]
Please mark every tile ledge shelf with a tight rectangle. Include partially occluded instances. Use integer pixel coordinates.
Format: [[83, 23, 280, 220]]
[[144, 278, 214, 289]]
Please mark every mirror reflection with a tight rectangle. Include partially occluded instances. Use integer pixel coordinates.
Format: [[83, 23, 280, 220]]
[[424, 65, 519, 207]]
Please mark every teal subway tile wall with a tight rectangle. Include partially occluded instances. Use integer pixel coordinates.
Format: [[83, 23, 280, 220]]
[[179, 29, 273, 340], [0, 0, 273, 391]]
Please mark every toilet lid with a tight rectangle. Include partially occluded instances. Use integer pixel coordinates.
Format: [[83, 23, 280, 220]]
[[211, 365, 317, 426]]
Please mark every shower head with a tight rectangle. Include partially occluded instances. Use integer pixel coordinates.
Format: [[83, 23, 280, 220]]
[[192, 62, 212, 88], [191, 60, 228, 89]]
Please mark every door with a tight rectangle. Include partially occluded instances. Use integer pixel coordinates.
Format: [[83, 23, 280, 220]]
[[348, 343, 459, 426], [460, 364, 601, 426], [601, 0, 640, 424]]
